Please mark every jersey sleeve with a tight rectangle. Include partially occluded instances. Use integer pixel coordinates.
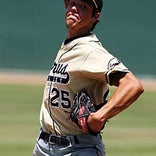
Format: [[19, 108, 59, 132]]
[[79, 47, 130, 84]]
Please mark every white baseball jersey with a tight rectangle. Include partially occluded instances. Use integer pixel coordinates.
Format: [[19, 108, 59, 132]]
[[40, 34, 130, 135]]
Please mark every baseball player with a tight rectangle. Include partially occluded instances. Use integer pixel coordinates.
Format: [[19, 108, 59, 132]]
[[33, 0, 144, 155]]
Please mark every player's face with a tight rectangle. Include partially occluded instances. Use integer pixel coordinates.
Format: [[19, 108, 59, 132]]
[[65, 0, 99, 36]]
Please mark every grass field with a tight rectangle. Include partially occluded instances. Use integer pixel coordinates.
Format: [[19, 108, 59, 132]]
[[0, 83, 155, 156]]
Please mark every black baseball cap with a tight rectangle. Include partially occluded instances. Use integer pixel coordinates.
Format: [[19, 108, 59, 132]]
[[90, 0, 103, 12], [64, 0, 103, 12]]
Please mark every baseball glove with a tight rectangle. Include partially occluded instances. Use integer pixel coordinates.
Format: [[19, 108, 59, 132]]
[[70, 91, 98, 134]]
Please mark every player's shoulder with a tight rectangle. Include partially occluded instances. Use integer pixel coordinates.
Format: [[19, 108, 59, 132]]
[[78, 34, 103, 50], [79, 34, 99, 44], [81, 34, 109, 55]]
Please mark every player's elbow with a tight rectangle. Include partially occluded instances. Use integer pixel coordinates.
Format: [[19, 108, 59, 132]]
[[131, 78, 144, 96], [137, 82, 144, 95], [121, 73, 144, 103], [124, 72, 144, 96]]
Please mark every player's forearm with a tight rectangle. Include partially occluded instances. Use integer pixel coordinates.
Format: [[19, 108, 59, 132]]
[[99, 73, 144, 122], [101, 85, 142, 120], [88, 73, 144, 132]]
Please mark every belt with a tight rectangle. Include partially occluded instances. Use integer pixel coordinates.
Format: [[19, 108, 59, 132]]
[[39, 131, 78, 146], [39, 130, 102, 146]]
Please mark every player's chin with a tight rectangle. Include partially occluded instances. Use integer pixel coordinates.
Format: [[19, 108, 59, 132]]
[[66, 21, 80, 29]]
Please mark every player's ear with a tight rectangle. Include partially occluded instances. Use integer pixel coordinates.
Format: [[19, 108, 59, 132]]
[[64, 0, 69, 9], [93, 12, 101, 22]]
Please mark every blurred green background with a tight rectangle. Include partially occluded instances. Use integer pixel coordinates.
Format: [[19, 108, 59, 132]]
[[0, 0, 156, 156], [0, 0, 156, 76]]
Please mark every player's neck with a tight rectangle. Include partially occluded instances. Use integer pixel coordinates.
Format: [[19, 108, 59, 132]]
[[67, 29, 92, 40], [64, 33, 91, 44]]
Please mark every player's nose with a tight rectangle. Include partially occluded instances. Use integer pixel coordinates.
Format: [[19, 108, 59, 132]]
[[70, 4, 78, 13]]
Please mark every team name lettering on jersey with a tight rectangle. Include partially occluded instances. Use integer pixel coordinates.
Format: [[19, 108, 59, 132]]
[[47, 62, 71, 109], [47, 62, 70, 84]]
